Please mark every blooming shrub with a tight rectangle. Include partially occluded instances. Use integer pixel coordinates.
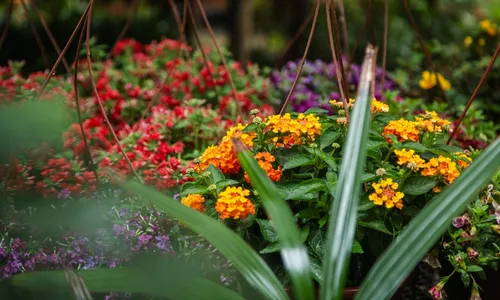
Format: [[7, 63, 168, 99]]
[[270, 59, 396, 112], [179, 97, 497, 295]]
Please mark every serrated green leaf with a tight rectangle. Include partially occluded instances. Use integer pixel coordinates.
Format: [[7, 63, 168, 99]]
[[305, 108, 329, 115], [287, 179, 327, 201], [356, 139, 500, 300], [351, 240, 364, 254], [399, 141, 428, 152], [357, 220, 392, 235], [283, 154, 315, 170], [467, 265, 484, 272], [402, 176, 439, 195], [256, 219, 279, 243], [181, 182, 209, 197], [215, 179, 240, 192], [361, 173, 377, 182], [207, 165, 225, 183], [320, 131, 341, 150]]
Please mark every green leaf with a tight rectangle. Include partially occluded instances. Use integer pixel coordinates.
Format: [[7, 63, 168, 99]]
[[276, 181, 318, 201], [207, 165, 225, 183], [296, 208, 321, 219], [366, 148, 382, 160], [432, 143, 464, 154], [399, 141, 428, 152], [352, 240, 364, 254], [260, 241, 281, 254], [321, 50, 375, 300], [320, 131, 341, 150], [180, 182, 209, 197], [9, 262, 244, 300], [121, 181, 287, 300], [236, 143, 314, 300], [356, 139, 500, 300], [361, 173, 377, 182], [304, 108, 329, 115], [467, 265, 484, 273], [287, 179, 327, 201], [316, 150, 338, 171], [256, 219, 279, 243], [283, 154, 315, 170], [215, 179, 240, 192], [357, 220, 391, 235], [310, 258, 323, 283], [402, 176, 439, 195]]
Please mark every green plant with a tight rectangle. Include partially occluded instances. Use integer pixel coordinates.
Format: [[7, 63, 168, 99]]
[[3, 51, 499, 300]]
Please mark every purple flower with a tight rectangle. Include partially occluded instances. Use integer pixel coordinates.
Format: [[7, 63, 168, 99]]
[[452, 216, 465, 228], [57, 189, 71, 200], [492, 201, 500, 225], [155, 235, 171, 251], [113, 224, 127, 236]]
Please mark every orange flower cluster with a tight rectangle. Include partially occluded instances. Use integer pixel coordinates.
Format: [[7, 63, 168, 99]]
[[265, 113, 321, 146], [215, 186, 255, 220], [394, 149, 426, 171], [414, 111, 450, 133], [198, 123, 255, 174], [421, 156, 460, 184], [369, 178, 404, 209], [383, 118, 420, 143], [181, 194, 206, 213], [455, 152, 472, 169], [244, 152, 282, 183]]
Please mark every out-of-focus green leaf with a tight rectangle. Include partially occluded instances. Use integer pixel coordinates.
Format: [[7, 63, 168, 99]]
[[236, 141, 314, 300], [121, 181, 287, 300], [356, 139, 500, 300], [321, 46, 375, 300]]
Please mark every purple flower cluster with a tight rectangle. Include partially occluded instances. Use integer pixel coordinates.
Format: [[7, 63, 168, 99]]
[[270, 59, 396, 112]]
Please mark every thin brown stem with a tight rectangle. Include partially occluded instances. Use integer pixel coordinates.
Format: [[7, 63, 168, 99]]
[[168, 0, 187, 45], [279, 0, 320, 115], [330, 0, 350, 100], [20, 0, 49, 69], [401, 0, 453, 114], [336, 0, 350, 59], [0, 0, 14, 53], [194, 0, 242, 117], [187, 0, 220, 102], [73, 16, 98, 183], [447, 43, 500, 145], [274, 4, 314, 69], [326, 0, 349, 122], [37, 2, 92, 99], [132, 0, 189, 129], [85, 1, 142, 183], [29, 0, 70, 73], [108, 0, 141, 59], [380, 0, 388, 93]]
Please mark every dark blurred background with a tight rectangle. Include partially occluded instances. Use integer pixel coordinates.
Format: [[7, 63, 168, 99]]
[[0, 0, 498, 74]]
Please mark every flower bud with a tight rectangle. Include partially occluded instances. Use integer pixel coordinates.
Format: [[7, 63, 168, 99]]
[[194, 157, 202, 163], [253, 117, 262, 124], [310, 143, 317, 148], [253, 190, 258, 196], [208, 184, 216, 191], [375, 168, 386, 176], [250, 109, 259, 115], [470, 226, 477, 236], [202, 171, 211, 178], [407, 162, 418, 171], [332, 143, 340, 149], [338, 109, 346, 116]]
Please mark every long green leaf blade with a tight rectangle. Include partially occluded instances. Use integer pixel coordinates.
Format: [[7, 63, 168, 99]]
[[121, 180, 288, 300], [234, 139, 314, 300], [356, 139, 500, 300], [321, 45, 377, 300], [9, 267, 244, 300]]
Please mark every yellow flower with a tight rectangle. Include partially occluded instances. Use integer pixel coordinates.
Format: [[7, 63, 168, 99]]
[[464, 36, 473, 47], [419, 71, 437, 90], [480, 19, 497, 36], [383, 118, 420, 143], [454, 152, 472, 169], [330, 98, 389, 113], [436, 73, 451, 91], [414, 111, 451, 133], [181, 194, 206, 213], [369, 178, 404, 209], [216, 186, 255, 220], [394, 149, 426, 171], [421, 156, 460, 184], [265, 113, 321, 146], [479, 38, 485, 46]]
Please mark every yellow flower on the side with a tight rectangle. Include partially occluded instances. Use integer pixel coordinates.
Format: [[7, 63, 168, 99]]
[[181, 194, 206, 213], [394, 149, 426, 171], [414, 111, 451, 133], [369, 178, 404, 209], [464, 36, 473, 47], [436, 73, 451, 91], [216, 186, 255, 220], [480, 19, 497, 37], [454, 152, 472, 169], [244, 152, 282, 183], [419, 71, 437, 90], [421, 156, 460, 184]]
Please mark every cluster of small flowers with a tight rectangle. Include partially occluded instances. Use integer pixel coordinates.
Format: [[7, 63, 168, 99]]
[[270, 59, 396, 112], [383, 110, 451, 143]]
